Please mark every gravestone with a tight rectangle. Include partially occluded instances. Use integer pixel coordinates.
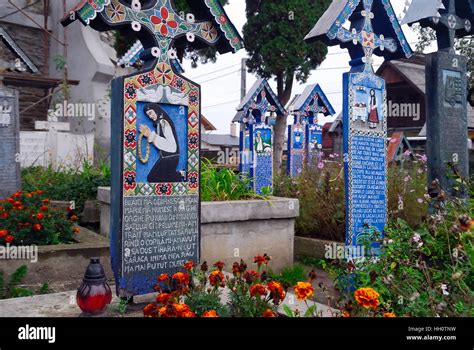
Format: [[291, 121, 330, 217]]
[[403, 0, 473, 198], [0, 25, 39, 199], [62, 0, 243, 297], [0, 87, 20, 199], [234, 79, 286, 194], [287, 84, 335, 176], [305, 0, 412, 251]]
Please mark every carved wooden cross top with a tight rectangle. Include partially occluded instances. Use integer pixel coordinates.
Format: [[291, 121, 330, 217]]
[[62, 0, 243, 69]]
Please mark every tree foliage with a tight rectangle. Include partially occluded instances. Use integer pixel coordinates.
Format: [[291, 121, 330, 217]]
[[413, 25, 473, 89], [242, 0, 331, 170]]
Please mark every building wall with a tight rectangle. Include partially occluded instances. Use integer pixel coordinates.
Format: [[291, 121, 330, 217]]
[[0, 21, 51, 130]]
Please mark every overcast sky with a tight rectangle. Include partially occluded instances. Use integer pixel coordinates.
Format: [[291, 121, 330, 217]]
[[182, 0, 434, 135]]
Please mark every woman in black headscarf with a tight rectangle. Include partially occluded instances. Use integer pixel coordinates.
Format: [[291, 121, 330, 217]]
[[139, 103, 183, 183]]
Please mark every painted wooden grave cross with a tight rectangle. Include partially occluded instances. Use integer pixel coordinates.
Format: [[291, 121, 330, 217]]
[[305, 0, 412, 252], [233, 79, 286, 195], [403, 0, 473, 200], [62, 0, 243, 297], [287, 84, 335, 177]]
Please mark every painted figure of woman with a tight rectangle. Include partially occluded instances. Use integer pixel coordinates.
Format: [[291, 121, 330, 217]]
[[139, 103, 183, 183], [368, 89, 379, 129]]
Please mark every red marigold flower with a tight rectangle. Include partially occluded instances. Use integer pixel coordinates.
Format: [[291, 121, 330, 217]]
[[341, 311, 351, 318], [232, 262, 240, 275], [33, 223, 42, 231], [209, 270, 225, 287], [0, 230, 8, 238], [182, 260, 194, 271], [262, 309, 276, 318], [70, 215, 78, 221], [156, 293, 171, 305], [243, 270, 260, 284], [250, 283, 267, 297], [202, 310, 218, 318], [158, 306, 169, 317], [294, 282, 314, 301], [42, 199, 50, 204], [143, 304, 157, 317], [354, 287, 380, 310], [13, 201, 22, 207], [172, 303, 191, 317], [213, 261, 225, 271], [36, 212, 45, 220], [41, 206, 49, 211], [309, 270, 317, 281], [73, 227, 80, 234], [0, 212, 9, 219], [172, 272, 190, 286], [157, 274, 169, 283], [239, 259, 247, 273], [181, 311, 196, 318], [36, 190, 44, 195], [254, 255, 267, 267], [5, 235, 14, 243], [267, 281, 285, 303], [200, 261, 208, 272]]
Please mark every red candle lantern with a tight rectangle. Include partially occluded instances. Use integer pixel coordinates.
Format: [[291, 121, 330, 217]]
[[76, 258, 112, 316]]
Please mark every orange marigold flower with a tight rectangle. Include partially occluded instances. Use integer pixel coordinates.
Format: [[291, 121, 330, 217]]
[[33, 223, 42, 231], [159, 306, 169, 316], [294, 282, 314, 301], [181, 311, 196, 318], [157, 274, 169, 283], [5, 235, 14, 243], [182, 260, 194, 271], [73, 227, 80, 234], [213, 261, 225, 271], [0, 230, 8, 238], [36, 190, 44, 195], [172, 272, 190, 286], [354, 287, 380, 310], [250, 283, 267, 297], [172, 303, 191, 316], [267, 281, 285, 302], [254, 255, 267, 267], [209, 270, 225, 287], [156, 293, 171, 305], [262, 309, 276, 318], [202, 310, 218, 318], [383, 312, 396, 318], [71, 215, 79, 221]]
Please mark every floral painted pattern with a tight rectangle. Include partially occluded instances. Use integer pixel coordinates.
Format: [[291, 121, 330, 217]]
[[125, 83, 136, 100], [156, 183, 172, 196], [106, 0, 126, 23], [124, 171, 137, 191], [201, 22, 218, 41], [124, 129, 136, 148], [156, 63, 173, 85], [150, 7, 178, 37]]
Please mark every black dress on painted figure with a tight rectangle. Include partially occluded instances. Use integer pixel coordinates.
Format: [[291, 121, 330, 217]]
[[142, 104, 183, 183]]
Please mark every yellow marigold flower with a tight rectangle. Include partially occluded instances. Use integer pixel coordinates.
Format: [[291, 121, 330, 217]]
[[293, 282, 314, 301], [354, 287, 380, 310]]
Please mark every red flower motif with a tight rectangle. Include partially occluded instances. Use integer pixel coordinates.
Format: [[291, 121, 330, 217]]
[[150, 7, 178, 37], [124, 171, 137, 191], [219, 14, 227, 24]]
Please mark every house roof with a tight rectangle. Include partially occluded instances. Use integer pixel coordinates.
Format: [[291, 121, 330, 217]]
[[330, 55, 474, 134], [201, 115, 216, 131], [0, 26, 38, 73], [201, 134, 239, 147]]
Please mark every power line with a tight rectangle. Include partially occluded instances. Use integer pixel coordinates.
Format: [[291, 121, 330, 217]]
[[197, 69, 240, 84], [188, 63, 241, 80], [203, 98, 241, 109]]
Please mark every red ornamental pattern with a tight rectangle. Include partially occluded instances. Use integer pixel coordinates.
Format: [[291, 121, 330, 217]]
[[156, 63, 173, 85], [124, 129, 137, 148], [150, 7, 178, 37], [124, 171, 137, 191], [156, 183, 173, 196], [188, 172, 199, 189]]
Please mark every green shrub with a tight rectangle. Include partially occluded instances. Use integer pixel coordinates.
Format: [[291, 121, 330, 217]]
[[201, 159, 265, 201], [0, 265, 49, 299], [21, 160, 110, 214]]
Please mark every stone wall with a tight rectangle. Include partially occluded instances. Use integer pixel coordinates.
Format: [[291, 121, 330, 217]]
[[98, 187, 299, 272]]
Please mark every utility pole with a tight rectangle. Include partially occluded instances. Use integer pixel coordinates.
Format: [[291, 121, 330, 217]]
[[239, 58, 247, 133]]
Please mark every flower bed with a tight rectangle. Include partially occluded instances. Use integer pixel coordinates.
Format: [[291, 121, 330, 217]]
[[0, 190, 79, 246]]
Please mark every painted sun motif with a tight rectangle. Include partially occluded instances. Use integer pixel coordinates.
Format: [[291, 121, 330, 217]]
[[201, 22, 218, 41]]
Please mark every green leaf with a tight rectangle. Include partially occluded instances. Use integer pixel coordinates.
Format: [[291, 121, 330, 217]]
[[390, 262, 397, 270], [282, 304, 295, 318], [304, 304, 317, 317]]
